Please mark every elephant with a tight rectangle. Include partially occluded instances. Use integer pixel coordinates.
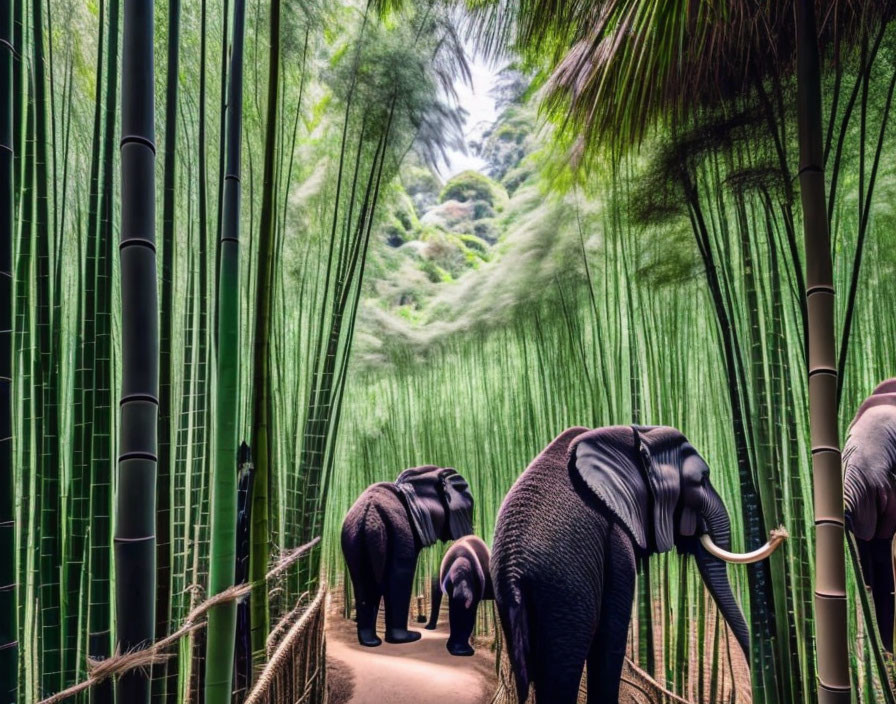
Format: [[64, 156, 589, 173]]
[[425, 534, 493, 656], [843, 378, 896, 651], [491, 425, 784, 704], [341, 465, 474, 647]]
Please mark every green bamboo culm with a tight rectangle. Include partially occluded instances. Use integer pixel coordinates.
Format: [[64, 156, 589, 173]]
[[0, 0, 17, 700], [152, 0, 181, 701], [249, 0, 281, 660], [87, 3, 120, 703], [204, 0, 247, 699], [114, 1, 158, 702]]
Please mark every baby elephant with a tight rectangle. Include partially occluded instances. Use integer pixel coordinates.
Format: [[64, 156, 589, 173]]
[[426, 535, 493, 656]]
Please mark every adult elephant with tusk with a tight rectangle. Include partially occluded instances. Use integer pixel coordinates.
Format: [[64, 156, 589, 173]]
[[843, 378, 896, 652], [341, 466, 474, 647], [491, 425, 785, 704]]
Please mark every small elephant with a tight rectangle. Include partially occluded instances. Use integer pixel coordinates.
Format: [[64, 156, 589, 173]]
[[843, 378, 896, 651], [341, 466, 474, 647], [425, 535, 493, 656], [492, 426, 766, 704]]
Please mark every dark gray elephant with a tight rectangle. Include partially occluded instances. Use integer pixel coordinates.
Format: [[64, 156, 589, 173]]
[[425, 535, 493, 656], [492, 425, 782, 704], [843, 378, 896, 651], [341, 466, 474, 647]]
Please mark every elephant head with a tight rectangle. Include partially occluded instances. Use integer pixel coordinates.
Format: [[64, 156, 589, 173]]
[[570, 425, 785, 659], [395, 466, 474, 547], [842, 380, 896, 650]]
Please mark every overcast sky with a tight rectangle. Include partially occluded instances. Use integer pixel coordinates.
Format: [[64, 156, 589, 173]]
[[438, 50, 500, 178]]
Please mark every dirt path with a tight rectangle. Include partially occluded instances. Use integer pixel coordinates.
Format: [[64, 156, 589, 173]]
[[326, 608, 497, 704]]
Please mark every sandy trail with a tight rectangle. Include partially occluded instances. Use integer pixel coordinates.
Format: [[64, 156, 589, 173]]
[[326, 608, 497, 704]]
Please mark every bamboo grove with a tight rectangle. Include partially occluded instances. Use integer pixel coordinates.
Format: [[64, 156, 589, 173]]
[[327, 4, 896, 704], [3, 0, 468, 701], [5, 1, 896, 703]]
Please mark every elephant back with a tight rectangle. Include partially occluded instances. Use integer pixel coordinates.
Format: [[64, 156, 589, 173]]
[[849, 391, 896, 429], [440, 535, 492, 600], [526, 426, 591, 477], [871, 378, 896, 395]]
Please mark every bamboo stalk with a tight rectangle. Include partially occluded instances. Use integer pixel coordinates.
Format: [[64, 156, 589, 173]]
[[0, 1, 16, 699], [205, 0, 247, 700], [796, 2, 850, 702], [249, 0, 281, 658], [114, 1, 158, 701]]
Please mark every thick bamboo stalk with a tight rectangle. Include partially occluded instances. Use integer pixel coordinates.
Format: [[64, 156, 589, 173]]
[[795, 2, 850, 702], [114, 1, 158, 701], [249, 0, 281, 658], [0, 1, 16, 700], [205, 0, 247, 700]]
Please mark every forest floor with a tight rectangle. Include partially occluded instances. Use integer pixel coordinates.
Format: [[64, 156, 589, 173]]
[[325, 602, 497, 704]]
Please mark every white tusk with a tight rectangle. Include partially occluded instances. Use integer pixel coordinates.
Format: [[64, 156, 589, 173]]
[[699, 526, 789, 564]]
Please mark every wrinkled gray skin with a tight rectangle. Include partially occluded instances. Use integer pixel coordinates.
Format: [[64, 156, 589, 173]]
[[341, 466, 474, 647], [843, 378, 896, 652], [425, 535, 493, 656], [492, 426, 749, 704]]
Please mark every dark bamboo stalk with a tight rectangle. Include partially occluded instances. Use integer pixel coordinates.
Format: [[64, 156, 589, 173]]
[[795, 2, 850, 702], [114, 2, 158, 701], [0, 1, 16, 700]]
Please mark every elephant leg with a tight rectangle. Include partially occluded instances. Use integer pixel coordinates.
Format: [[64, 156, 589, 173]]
[[529, 592, 596, 704], [383, 542, 421, 644], [355, 584, 383, 647], [342, 531, 384, 647], [446, 590, 477, 656], [587, 523, 636, 704], [531, 630, 591, 704], [425, 576, 442, 630], [870, 537, 895, 651]]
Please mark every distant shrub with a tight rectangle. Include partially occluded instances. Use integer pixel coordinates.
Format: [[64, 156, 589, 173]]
[[439, 170, 504, 206]]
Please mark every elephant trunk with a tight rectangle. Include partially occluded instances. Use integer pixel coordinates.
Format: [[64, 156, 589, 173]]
[[694, 492, 751, 659]]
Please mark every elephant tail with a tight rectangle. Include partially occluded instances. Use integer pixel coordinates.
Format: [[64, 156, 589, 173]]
[[501, 579, 531, 702], [360, 502, 387, 584]]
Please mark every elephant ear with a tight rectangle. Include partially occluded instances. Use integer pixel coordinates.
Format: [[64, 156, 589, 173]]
[[395, 466, 441, 547], [633, 425, 684, 554], [569, 427, 650, 551], [439, 468, 474, 540]]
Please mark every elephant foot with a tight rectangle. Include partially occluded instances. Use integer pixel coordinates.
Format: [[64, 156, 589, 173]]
[[385, 628, 422, 644], [424, 621, 438, 630], [416, 615, 428, 623], [357, 629, 382, 647], [446, 641, 475, 656]]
